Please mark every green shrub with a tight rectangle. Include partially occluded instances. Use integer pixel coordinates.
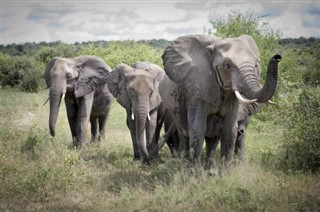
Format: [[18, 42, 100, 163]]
[[278, 86, 320, 172], [0, 53, 45, 92]]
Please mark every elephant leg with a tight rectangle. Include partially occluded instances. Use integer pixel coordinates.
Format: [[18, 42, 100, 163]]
[[76, 94, 94, 149], [146, 111, 158, 157], [234, 118, 250, 162], [220, 117, 238, 169], [151, 105, 166, 158], [127, 116, 140, 160], [187, 102, 207, 167], [90, 117, 98, 142], [98, 102, 112, 142], [205, 136, 220, 176], [65, 101, 78, 147]]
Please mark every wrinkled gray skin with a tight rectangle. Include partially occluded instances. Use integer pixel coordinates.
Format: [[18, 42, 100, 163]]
[[45, 56, 113, 148], [204, 102, 265, 174], [107, 61, 165, 163], [164, 102, 264, 161], [160, 34, 281, 170]]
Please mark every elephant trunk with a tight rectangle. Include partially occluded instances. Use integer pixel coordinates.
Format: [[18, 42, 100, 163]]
[[240, 54, 281, 103], [49, 86, 65, 137], [135, 99, 150, 162]]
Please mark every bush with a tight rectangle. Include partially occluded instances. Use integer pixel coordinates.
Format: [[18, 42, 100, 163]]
[[278, 86, 320, 172], [0, 53, 45, 92]]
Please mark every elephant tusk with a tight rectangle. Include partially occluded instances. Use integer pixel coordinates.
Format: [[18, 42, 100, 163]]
[[147, 113, 151, 121], [235, 91, 257, 104], [267, 100, 277, 105], [131, 112, 134, 120], [43, 97, 50, 106], [61, 93, 65, 99]]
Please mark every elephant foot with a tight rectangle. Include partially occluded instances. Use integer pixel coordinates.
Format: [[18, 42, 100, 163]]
[[133, 154, 141, 161], [142, 159, 151, 166], [204, 161, 219, 176], [72, 137, 88, 150]]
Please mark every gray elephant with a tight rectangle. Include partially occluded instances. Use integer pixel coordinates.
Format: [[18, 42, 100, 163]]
[[160, 34, 281, 169], [44, 55, 113, 148], [162, 102, 263, 159], [106, 61, 165, 163]]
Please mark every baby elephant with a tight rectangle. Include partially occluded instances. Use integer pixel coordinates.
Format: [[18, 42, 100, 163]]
[[107, 61, 165, 163], [44, 55, 113, 148]]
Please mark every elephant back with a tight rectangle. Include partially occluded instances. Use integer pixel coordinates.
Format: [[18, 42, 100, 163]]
[[162, 34, 221, 106]]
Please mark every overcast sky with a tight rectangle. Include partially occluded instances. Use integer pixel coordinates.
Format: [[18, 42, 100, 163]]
[[1, 0, 319, 45]]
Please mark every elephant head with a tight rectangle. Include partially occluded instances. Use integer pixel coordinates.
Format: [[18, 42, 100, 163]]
[[44, 56, 111, 137], [107, 62, 164, 119], [107, 62, 165, 161], [162, 34, 281, 106]]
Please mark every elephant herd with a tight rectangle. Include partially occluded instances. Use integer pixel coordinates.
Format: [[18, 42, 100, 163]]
[[45, 34, 281, 173]]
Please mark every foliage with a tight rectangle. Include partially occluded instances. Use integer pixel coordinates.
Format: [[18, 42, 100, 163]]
[[78, 40, 163, 68], [0, 53, 45, 92], [278, 86, 320, 172], [0, 40, 163, 92], [1, 89, 319, 211]]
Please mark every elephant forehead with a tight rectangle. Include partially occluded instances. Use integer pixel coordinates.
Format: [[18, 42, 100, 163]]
[[53, 59, 74, 75], [126, 72, 154, 91], [216, 38, 257, 58], [126, 69, 153, 80]]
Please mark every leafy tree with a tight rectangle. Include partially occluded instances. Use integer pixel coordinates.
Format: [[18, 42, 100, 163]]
[[0, 53, 45, 92], [78, 40, 163, 68], [279, 86, 320, 172]]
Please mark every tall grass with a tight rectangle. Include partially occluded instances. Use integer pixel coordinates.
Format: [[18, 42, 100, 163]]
[[1, 89, 319, 211]]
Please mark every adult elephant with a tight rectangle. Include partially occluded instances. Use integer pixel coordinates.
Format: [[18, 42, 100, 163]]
[[106, 61, 165, 163], [44, 56, 113, 148], [160, 34, 281, 169]]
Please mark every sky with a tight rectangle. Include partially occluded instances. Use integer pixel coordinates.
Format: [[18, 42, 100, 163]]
[[1, 0, 319, 45]]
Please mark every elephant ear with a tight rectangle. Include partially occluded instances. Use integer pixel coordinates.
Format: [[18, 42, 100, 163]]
[[162, 34, 220, 106], [73, 56, 111, 98], [106, 63, 133, 108], [132, 61, 165, 111], [44, 57, 60, 88], [238, 102, 264, 121]]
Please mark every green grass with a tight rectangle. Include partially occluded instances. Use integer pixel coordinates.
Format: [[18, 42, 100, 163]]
[[1, 89, 319, 211]]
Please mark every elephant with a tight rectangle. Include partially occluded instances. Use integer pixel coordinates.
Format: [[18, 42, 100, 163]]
[[162, 102, 263, 159], [160, 34, 281, 170], [44, 55, 113, 148], [106, 61, 165, 163]]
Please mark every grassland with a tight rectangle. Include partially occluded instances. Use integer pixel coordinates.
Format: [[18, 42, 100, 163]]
[[1, 89, 319, 211]]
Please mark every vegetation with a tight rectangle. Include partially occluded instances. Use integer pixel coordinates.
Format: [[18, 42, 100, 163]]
[[1, 12, 319, 211], [0, 40, 163, 92]]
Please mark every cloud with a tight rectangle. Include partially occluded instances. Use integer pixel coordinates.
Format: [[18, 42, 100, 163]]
[[27, 4, 75, 21], [174, 0, 212, 11], [302, 2, 320, 28], [141, 12, 197, 24], [1, 1, 319, 44], [164, 26, 199, 34]]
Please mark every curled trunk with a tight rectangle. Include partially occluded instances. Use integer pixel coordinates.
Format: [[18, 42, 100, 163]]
[[242, 54, 281, 103]]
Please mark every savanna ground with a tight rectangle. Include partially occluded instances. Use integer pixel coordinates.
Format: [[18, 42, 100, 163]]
[[1, 89, 319, 211]]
